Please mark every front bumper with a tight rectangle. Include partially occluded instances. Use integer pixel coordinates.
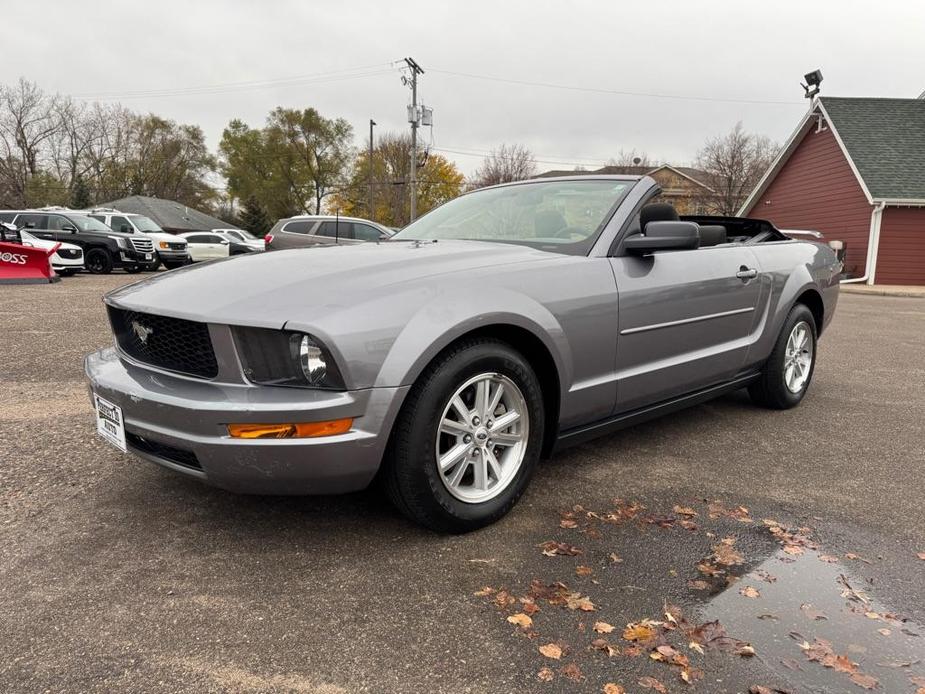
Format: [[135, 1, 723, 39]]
[[85, 347, 408, 494], [156, 248, 190, 262]]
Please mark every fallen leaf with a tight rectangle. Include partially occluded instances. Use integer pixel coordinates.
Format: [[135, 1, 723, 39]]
[[473, 586, 495, 597], [740, 586, 761, 599], [757, 613, 779, 621], [576, 565, 593, 577], [736, 644, 757, 657], [697, 562, 724, 577], [818, 554, 839, 563], [673, 505, 698, 517], [749, 687, 774, 694], [560, 663, 584, 682], [687, 579, 710, 590], [603, 684, 626, 694], [680, 667, 703, 684], [917, 552, 925, 561], [688, 641, 704, 654], [849, 672, 878, 689], [593, 621, 615, 634], [800, 603, 828, 621], [560, 518, 579, 529], [638, 676, 668, 693], [756, 569, 778, 583], [537, 666, 555, 682], [912, 676, 925, 686], [877, 628, 891, 636], [609, 552, 623, 564], [493, 590, 516, 608], [540, 541, 583, 557], [521, 599, 540, 616], [539, 643, 562, 659], [713, 537, 744, 566], [591, 638, 620, 657], [623, 622, 658, 642], [651, 644, 679, 661], [507, 613, 533, 628], [565, 593, 596, 612], [783, 544, 805, 555]]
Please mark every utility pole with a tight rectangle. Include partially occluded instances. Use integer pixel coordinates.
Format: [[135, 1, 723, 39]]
[[404, 57, 424, 221], [368, 119, 376, 219]]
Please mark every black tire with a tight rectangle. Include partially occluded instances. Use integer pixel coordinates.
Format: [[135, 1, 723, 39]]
[[145, 259, 162, 271], [383, 339, 545, 533], [749, 303, 817, 409], [163, 261, 186, 270], [85, 249, 113, 275]]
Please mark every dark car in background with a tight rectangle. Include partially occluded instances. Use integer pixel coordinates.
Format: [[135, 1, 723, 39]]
[[265, 215, 393, 251], [1, 209, 153, 274]]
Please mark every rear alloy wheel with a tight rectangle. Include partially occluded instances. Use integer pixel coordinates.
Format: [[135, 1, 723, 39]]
[[749, 304, 817, 409], [384, 339, 544, 533], [85, 248, 113, 275]]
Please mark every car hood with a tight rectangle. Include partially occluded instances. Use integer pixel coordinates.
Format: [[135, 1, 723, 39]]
[[145, 232, 186, 245], [105, 240, 564, 328]]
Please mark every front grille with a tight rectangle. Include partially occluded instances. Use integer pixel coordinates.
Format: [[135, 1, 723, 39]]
[[130, 237, 155, 253], [56, 248, 81, 259], [126, 432, 201, 470], [167, 242, 186, 251], [108, 307, 218, 378]]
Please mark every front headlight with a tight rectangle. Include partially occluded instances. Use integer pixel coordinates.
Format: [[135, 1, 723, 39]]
[[158, 241, 169, 249], [233, 327, 345, 389], [108, 235, 127, 249]]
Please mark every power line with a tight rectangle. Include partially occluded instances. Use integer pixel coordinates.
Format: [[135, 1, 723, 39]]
[[429, 68, 802, 106], [72, 63, 402, 100]]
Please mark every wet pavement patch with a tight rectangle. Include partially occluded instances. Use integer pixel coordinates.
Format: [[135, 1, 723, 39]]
[[709, 549, 925, 693], [471, 499, 925, 692]]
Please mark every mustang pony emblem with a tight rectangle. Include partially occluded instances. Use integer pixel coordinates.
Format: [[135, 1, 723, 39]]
[[131, 320, 154, 345]]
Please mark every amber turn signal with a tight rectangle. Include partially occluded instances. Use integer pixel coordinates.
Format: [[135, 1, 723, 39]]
[[227, 418, 353, 439]]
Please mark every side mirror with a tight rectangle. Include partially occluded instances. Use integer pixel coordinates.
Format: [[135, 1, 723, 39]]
[[624, 221, 700, 254], [62, 224, 77, 233], [220, 239, 230, 245], [25, 222, 36, 229]]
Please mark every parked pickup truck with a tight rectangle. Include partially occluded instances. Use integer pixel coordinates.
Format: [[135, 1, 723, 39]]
[[85, 175, 841, 532]]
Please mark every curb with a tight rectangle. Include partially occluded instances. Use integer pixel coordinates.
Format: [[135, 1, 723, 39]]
[[840, 286, 925, 299]]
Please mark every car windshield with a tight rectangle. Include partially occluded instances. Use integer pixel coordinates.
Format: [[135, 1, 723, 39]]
[[68, 215, 113, 232], [392, 179, 633, 255], [132, 216, 163, 232]]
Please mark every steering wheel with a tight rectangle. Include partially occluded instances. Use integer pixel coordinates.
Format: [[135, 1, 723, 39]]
[[551, 225, 586, 240]]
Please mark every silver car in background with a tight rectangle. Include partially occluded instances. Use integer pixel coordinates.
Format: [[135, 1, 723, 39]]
[[265, 215, 393, 250], [85, 175, 840, 532]]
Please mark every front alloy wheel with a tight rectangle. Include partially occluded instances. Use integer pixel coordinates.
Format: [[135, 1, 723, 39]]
[[384, 339, 545, 533], [437, 373, 529, 504], [749, 303, 817, 409]]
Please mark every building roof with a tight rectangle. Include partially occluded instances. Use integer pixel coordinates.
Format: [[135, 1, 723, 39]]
[[98, 195, 237, 233], [741, 96, 925, 213], [819, 97, 925, 200], [536, 164, 714, 191]]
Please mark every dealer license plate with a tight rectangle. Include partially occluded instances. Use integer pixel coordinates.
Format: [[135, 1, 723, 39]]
[[144, 253, 153, 260], [94, 393, 126, 452]]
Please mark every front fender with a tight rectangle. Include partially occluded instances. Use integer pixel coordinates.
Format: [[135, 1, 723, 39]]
[[374, 286, 572, 397]]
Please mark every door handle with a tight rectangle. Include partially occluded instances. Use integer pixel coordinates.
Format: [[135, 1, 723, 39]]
[[736, 266, 758, 280]]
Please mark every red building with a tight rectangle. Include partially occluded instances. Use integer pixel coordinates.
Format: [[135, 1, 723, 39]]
[[741, 97, 925, 285]]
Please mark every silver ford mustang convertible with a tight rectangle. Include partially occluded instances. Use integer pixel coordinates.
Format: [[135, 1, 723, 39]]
[[85, 175, 840, 532]]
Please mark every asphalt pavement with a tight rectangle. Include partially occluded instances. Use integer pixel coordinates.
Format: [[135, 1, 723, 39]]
[[1, 273, 923, 693]]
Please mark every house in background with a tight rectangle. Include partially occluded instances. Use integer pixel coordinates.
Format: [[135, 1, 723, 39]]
[[99, 195, 239, 234], [740, 96, 925, 286], [538, 164, 717, 214]]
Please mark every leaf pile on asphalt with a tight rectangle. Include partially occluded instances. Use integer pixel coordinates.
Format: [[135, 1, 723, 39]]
[[471, 498, 925, 691]]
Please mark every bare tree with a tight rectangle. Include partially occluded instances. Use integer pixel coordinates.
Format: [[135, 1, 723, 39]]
[[696, 123, 778, 215], [0, 79, 60, 205], [470, 143, 536, 188], [606, 148, 652, 168]]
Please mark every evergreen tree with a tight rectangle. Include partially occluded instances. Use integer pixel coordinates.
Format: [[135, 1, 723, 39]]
[[237, 195, 271, 236], [70, 175, 92, 209]]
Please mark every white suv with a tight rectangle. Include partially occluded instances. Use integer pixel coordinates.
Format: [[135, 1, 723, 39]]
[[85, 209, 189, 270]]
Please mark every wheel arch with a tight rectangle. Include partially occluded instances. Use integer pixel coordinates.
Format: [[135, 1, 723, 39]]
[[794, 287, 825, 335], [382, 318, 566, 460]]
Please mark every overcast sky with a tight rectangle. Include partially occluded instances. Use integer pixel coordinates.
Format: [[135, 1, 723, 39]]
[[5, 0, 925, 177]]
